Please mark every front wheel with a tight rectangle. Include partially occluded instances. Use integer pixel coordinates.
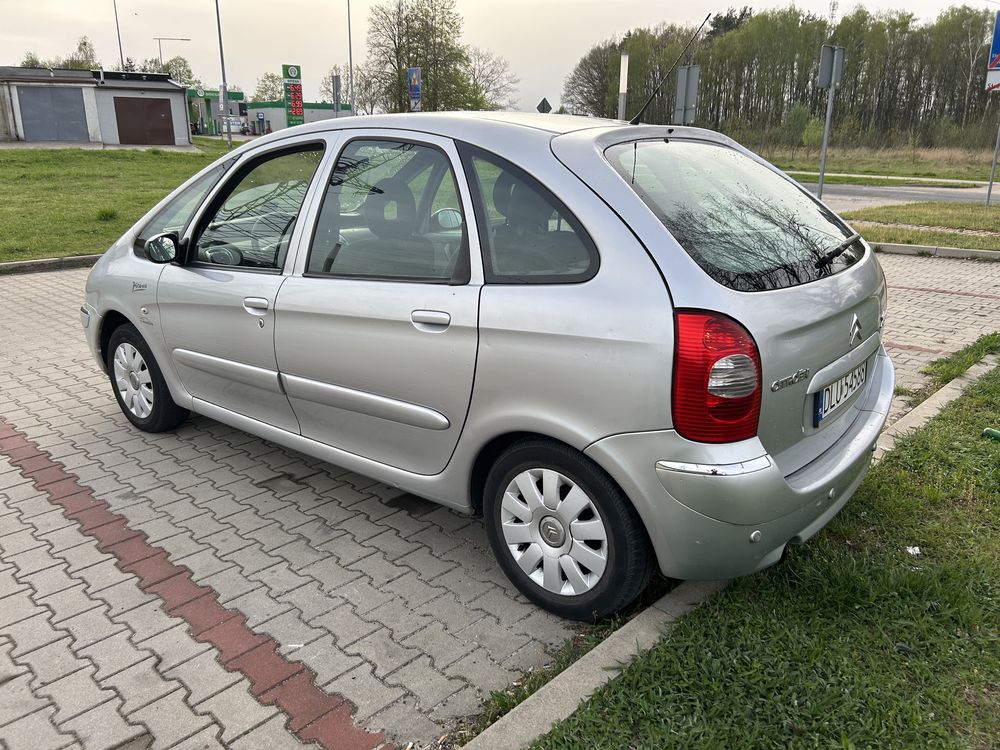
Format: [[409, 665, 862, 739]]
[[106, 323, 188, 433], [484, 440, 653, 621]]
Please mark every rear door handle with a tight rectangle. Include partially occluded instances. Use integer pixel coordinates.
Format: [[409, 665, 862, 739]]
[[411, 309, 451, 330], [243, 297, 269, 314]]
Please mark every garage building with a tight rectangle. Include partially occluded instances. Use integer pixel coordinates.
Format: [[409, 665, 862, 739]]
[[0, 66, 190, 146]]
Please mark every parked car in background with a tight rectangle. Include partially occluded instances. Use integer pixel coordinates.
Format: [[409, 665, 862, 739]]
[[81, 112, 894, 620]]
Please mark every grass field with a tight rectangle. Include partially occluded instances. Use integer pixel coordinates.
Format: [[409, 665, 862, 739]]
[[0, 138, 233, 264], [762, 146, 995, 182], [841, 202, 1000, 251], [529, 352, 1000, 750]]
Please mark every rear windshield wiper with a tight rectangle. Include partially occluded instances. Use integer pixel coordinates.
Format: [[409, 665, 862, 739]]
[[815, 232, 861, 268]]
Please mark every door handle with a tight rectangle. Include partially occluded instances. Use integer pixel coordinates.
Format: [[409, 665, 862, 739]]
[[243, 297, 269, 314], [411, 309, 451, 330]]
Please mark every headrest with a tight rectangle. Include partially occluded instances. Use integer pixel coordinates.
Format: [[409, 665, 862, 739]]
[[492, 171, 517, 217], [362, 177, 417, 238]]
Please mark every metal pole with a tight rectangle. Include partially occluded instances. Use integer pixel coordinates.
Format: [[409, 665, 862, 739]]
[[112, 0, 125, 70], [347, 0, 355, 114], [988, 116, 1000, 207], [213, 0, 232, 150], [817, 84, 835, 200], [157, 39, 163, 67], [617, 53, 629, 121]]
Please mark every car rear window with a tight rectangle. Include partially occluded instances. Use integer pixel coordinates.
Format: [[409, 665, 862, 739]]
[[605, 140, 864, 292]]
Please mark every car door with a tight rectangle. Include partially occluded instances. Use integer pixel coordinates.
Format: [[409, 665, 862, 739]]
[[275, 133, 481, 475], [157, 137, 328, 433]]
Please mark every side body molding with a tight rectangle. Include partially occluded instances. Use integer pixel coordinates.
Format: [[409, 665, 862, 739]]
[[280, 373, 451, 431]]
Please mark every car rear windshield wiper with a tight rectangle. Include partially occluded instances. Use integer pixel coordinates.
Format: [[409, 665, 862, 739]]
[[815, 232, 861, 268]]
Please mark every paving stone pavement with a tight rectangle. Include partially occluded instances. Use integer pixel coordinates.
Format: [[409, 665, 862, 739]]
[[0, 254, 997, 749]]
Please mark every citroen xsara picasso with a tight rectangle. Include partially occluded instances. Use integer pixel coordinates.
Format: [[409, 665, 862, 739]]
[[83, 112, 894, 620]]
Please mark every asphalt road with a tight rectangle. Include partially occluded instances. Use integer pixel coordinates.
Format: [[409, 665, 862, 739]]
[[799, 181, 989, 211]]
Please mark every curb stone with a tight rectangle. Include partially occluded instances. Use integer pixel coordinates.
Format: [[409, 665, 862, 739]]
[[0, 255, 102, 276], [874, 243, 999, 261], [466, 353, 1000, 750]]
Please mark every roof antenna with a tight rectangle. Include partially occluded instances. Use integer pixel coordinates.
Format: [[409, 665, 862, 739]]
[[628, 13, 712, 126]]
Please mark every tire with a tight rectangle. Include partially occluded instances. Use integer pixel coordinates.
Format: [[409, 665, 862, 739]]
[[106, 323, 188, 433], [484, 439, 653, 621]]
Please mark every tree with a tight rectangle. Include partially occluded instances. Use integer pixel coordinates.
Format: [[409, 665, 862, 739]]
[[62, 36, 100, 70], [252, 72, 284, 102], [163, 56, 201, 86], [465, 46, 518, 109], [561, 40, 616, 116], [353, 62, 385, 114], [20, 52, 43, 67]]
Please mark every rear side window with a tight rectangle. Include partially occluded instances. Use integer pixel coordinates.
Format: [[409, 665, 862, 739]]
[[606, 140, 863, 292], [460, 145, 597, 283]]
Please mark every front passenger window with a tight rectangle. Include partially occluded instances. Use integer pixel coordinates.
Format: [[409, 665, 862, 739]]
[[194, 145, 323, 270]]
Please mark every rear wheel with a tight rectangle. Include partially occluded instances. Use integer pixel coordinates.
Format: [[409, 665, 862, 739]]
[[484, 439, 652, 621], [106, 323, 188, 433]]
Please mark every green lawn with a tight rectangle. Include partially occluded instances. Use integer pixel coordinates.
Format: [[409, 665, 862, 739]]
[[531, 360, 1000, 749], [761, 146, 995, 181], [840, 202, 1000, 252], [789, 174, 977, 188], [0, 138, 233, 263]]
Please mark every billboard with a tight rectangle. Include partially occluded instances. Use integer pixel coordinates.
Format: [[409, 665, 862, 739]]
[[408, 67, 422, 111], [987, 12, 1000, 92], [283, 64, 305, 127]]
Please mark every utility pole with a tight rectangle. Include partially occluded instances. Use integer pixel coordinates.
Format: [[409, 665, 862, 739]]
[[347, 0, 355, 114], [213, 0, 232, 150], [112, 0, 125, 70], [987, 116, 1000, 206]]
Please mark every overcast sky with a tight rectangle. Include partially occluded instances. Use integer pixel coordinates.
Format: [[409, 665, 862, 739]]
[[0, 0, 985, 110]]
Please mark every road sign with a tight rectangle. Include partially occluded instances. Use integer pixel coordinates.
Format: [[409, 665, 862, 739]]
[[408, 67, 422, 111], [987, 12, 1000, 92], [537, 97, 552, 114], [673, 64, 699, 125], [257, 112, 264, 121], [817, 45, 844, 89]]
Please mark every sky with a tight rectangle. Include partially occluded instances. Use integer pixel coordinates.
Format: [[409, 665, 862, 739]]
[[0, 0, 985, 111]]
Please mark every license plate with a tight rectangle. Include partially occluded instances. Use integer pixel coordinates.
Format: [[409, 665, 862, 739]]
[[814, 360, 868, 426]]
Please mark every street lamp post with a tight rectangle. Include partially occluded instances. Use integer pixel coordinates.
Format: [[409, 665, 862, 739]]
[[213, 0, 232, 150], [347, 0, 355, 114], [154, 36, 191, 67], [112, 0, 125, 70]]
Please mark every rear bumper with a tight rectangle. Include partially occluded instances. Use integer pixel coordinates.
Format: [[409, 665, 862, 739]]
[[585, 347, 894, 580]]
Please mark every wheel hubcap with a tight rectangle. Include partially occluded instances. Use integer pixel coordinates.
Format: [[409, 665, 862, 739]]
[[113, 343, 154, 419], [500, 468, 609, 597]]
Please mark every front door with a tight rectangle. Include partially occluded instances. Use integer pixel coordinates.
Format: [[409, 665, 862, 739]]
[[275, 134, 481, 475], [157, 140, 327, 433]]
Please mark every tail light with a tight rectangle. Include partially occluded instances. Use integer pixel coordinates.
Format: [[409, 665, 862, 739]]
[[673, 311, 762, 443]]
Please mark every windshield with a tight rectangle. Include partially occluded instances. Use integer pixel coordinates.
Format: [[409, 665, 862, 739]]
[[605, 139, 864, 292]]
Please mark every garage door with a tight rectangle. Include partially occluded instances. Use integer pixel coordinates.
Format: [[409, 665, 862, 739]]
[[114, 97, 174, 145], [18, 87, 89, 142]]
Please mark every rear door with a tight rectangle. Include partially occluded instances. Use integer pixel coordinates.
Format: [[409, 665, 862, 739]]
[[275, 132, 481, 475]]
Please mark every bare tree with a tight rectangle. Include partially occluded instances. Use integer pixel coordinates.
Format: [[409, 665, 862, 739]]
[[465, 46, 519, 109]]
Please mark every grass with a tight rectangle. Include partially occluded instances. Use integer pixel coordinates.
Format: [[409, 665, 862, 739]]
[[922, 333, 1000, 391], [863, 226, 1000, 252], [0, 137, 234, 264], [529, 361, 1000, 750], [789, 174, 976, 188], [843, 202, 1000, 233], [761, 146, 995, 181]]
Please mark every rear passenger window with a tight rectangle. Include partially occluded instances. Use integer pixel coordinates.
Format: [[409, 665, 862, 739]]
[[460, 146, 597, 283], [307, 139, 468, 282]]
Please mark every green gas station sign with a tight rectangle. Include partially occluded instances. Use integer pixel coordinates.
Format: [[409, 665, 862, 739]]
[[282, 64, 304, 127]]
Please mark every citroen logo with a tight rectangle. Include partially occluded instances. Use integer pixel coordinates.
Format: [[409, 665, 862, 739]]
[[849, 314, 863, 346], [539, 516, 565, 547]]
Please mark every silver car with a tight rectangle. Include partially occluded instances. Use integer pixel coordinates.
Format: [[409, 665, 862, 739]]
[[83, 112, 894, 620]]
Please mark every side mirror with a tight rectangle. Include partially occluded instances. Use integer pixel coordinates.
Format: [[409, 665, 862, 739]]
[[431, 207, 463, 231], [144, 232, 179, 264]]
